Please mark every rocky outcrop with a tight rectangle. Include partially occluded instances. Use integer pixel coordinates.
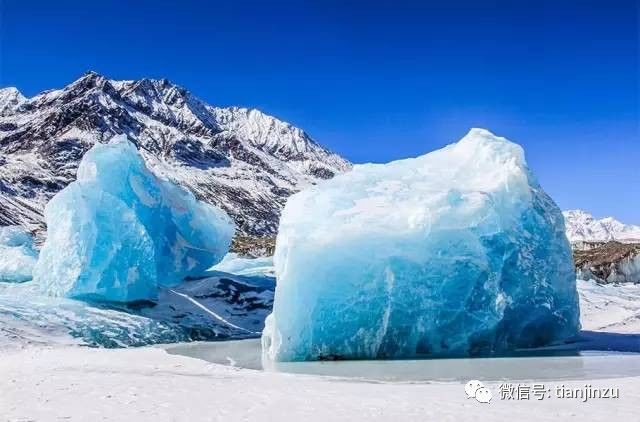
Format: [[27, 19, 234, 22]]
[[574, 241, 640, 284]]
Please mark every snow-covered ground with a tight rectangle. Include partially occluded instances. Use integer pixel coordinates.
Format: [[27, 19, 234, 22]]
[[578, 279, 640, 333], [0, 269, 274, 349], [1, 278, 639, 421], [1, 344, 639, 421]]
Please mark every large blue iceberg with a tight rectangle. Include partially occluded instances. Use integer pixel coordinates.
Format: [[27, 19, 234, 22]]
[[33, 135, 234, 302], [262, 129, 580, 361], [0, 226, 38, 283]]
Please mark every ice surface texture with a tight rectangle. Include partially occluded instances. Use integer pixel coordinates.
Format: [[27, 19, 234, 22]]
[[211, 253, 275, 277], [0, 226, 38, 282], [0, 270, 273, 349], [263, 129, 580, 361], [33, 135, 234, 302]]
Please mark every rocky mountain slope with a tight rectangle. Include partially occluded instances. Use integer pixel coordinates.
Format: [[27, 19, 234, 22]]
[[0, 72, 351, 244], [574, 242, 640, 284], [564, 210, 640, 284]]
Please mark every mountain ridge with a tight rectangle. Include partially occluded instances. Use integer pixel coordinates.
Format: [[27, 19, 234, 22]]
[[563, 209, 640, 244], [0, 71, 351, 243]]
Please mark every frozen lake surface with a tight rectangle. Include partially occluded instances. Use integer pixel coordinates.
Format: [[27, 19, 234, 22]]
[[166, 334, 640, 383]]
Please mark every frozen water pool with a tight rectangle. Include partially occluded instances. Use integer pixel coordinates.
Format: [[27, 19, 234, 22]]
[[166, 334, 640, 383]]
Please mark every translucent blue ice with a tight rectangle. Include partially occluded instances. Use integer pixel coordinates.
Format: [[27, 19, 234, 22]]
[[262, 129, 580, 361], [0, 226, 38, 283], [33, 135, 234, 302], [211, 253, 275, 277]]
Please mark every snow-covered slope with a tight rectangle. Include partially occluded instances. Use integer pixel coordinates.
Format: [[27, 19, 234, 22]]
[[0, 72, 351, 241], [563, 210, 640, 243], [578, 278, 640, 332]]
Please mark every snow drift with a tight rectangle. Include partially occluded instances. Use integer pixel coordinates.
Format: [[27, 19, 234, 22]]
[[33, 135, 234, 302], [262, 128, 580, 361]]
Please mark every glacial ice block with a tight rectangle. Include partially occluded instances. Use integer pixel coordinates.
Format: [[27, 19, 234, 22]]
[[33, 135, 234, 302], [262, 128, 580, 361], [211, 253, 275, 277], [0, 226, 38, 282]]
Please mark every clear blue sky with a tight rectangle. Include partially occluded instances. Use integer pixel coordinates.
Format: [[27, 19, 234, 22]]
[[1, 0, 638, 223]]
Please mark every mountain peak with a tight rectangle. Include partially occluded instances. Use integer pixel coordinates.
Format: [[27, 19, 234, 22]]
[[0, 73, 351, 241], [0, 87, 27, 116], [563, 209, 640, 243], [72, 71, 108, 88], [82, 70, 103, 78], [563, 209, 593, 220], [0, 86, 24, 97]]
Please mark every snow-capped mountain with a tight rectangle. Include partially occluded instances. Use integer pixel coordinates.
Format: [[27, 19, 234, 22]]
[[0, 72, 351, 241], [563, 210, 640, 243]]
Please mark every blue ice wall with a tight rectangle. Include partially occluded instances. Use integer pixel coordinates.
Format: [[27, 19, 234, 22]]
[[34, 136, 234, 302], [262, 129, 579, 361]]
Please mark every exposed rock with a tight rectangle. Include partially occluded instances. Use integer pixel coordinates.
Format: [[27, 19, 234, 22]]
[[231, 236, 276, 258], [574, 241, 640, 284]]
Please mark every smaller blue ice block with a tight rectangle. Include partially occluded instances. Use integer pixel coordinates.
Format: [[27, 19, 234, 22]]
[[262, 129, 580, 362], [34, 135, 234, 302], [0, 226, 38, 282]]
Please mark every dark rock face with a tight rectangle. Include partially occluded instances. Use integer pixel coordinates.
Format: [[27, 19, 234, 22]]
[[574, 241, 640, 284], [231, 236, 276, 258], [0, 72, 351, 247]]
